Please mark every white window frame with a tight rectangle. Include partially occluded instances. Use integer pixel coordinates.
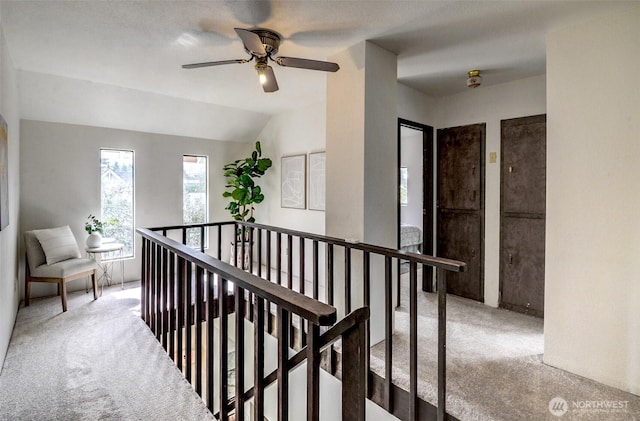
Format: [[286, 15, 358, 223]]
[[183, 155, 209, 249], [100, 148, 135, 259]]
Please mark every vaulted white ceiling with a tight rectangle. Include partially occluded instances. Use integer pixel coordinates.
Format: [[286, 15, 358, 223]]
[[1, 1, 631, 129]]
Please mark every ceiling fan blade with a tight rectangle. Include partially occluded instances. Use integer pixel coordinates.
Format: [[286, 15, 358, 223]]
[[274, 56, 339, 72], [260, 66, 279, 92], [235, 28, 267, 57], [182, 59, 248, 69]]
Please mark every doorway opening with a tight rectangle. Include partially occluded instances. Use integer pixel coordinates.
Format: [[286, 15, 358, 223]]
[[397, 118, 434, 301]]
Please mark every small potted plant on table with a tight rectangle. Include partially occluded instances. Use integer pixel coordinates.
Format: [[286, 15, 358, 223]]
[[85, 214, 104, 248]]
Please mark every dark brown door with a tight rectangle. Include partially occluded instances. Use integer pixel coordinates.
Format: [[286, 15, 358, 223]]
[[437, 123, 485, 301], [500, 115, 546, 317]]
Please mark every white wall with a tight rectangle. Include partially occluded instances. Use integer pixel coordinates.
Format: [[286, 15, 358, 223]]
[[20, 120, 248, 298], [437, 74, 546, 307], [259, 102, 326, 235], [254, 102, 328, 294], [0, 11, 21, 372], [397, 83, 439, 126], [544, 5, 640, 395]]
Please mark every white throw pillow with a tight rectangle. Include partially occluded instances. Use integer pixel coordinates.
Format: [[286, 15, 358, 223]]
[[33, 225, 81, 265]]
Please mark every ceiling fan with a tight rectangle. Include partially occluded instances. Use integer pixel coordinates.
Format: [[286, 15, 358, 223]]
[[182, 28, 340, 93]]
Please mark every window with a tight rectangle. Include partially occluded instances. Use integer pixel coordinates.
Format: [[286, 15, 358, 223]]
[[101, 149, 134, 258], [400, 167, 408, 206], [183, 155, 208, 249]]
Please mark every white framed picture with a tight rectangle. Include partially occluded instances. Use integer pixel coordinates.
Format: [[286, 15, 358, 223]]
[[308, 152, 326, 211], [281, 154, 306, 209]]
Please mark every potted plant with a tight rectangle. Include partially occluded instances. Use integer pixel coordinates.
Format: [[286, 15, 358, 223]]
[[222, 141, 272, 267], [85, 214, 118, 248], [85, 214, 104, 248]]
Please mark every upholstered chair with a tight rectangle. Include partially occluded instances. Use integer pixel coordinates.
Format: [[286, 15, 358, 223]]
[[24, 226, 98, 312]]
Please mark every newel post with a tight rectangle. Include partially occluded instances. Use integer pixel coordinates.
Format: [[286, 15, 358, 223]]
[[340, 307, 370, 421]]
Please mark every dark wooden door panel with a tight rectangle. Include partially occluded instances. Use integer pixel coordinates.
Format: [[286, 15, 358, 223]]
[[500, 217, 545, 316], [502, 116, 546, 215], [500, 114, 546, 317], [438, 126, 482, 210], [437, 211, 482, 301], [437, 123, 485, 302]]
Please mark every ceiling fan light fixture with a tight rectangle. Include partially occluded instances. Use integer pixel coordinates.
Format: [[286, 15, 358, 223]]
[[182, 27, 338, 93], [257, 67, 268, 85], [467, 70, 482, 88]]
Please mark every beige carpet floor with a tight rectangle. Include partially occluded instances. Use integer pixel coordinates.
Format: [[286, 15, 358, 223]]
[[369, 272, 640, 421], [0, 282, 214, 421]]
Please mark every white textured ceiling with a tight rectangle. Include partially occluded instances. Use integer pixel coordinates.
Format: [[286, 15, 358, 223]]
[[1, 0, 633, 116]]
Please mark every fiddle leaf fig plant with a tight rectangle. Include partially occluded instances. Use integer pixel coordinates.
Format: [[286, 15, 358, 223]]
[[223, 141, 272, 223]]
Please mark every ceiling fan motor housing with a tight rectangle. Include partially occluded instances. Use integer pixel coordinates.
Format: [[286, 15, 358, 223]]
[[250, 29, 281, 56]]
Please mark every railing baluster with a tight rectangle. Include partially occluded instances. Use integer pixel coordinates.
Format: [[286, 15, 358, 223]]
[[185, 262, 193, 383], [219, 276, 229, 420], [168, 251, 176, 362], [363, 251, 371, 397], [249, 226, 254, 273], [206, 271, 215, 411], [232, 223, 237, 268], [216, 225, 222, 260], [162, 247, 169, 351], [266, 230, 273, 334], [149, 242, 156, 330], [287, 234, 294, 349], [254, 296, 265, 421], [437, 268, 447, 421], [327, 244, 334, 306], [235, 284, 245, 421], [195, 265, 204, 395], [299, 238, 306, 347], [266, 230, 272, 281], [345, 247, 352, 314], [312, 240, 319, 300], [384, 256, 393, 412], [156, 243, 163, 341], [307, 323, 320, 421], [278, 306, 290, 421], [141, 238, 148, 324], [248, 227, 255, 322], [276, 232, 282, 285], [410, 261, 418, 421], [176, 256, 185, 372], [287, 234, 293, 290], [257, 228, 262, 277]]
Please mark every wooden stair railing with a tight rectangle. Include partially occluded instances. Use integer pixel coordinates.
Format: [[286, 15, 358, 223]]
[[140, 221, 466, 421], [138, 227, 368, 421]]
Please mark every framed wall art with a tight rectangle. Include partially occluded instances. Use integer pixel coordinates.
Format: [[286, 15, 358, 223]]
[[281, 154, 306, 209], [308, 151, 326, 211]]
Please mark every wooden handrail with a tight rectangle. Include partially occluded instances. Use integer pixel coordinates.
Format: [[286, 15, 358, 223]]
[[149, 221, 467, 273], [138, 227, 336, 326]]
